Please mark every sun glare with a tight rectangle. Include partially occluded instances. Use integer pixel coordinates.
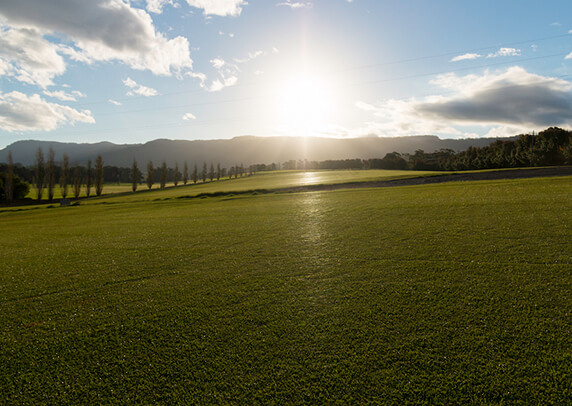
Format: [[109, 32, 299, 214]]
[[276, 75, 334, 137]]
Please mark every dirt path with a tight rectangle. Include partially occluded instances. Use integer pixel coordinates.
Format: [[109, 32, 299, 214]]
[[277, 167, 572, 193]]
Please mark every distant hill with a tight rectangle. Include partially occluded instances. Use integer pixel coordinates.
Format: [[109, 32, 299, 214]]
[[0, 135, 516, 167]]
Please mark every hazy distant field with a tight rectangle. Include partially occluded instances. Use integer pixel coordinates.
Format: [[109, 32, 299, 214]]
[[2, 173, 570, 404]]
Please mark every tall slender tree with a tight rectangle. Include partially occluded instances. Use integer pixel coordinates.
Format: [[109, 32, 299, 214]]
[[183, 161, 189, 185], [216, 163, 221, 181], [34, 147, 45, 201], [146, 161, 154, 190], [192, 163, 198, 184], [86, 159, 92, 197], [202, 161, 207, 182], [131, 159, 139, 192], [209, 162, 215, 182], [160, 161, 168, 189], [5, 151, 13, 204], [59, 153, 70, 199], [174, 163, 179, 186], [95, 155, 104, 196], [72, 163, 82, 199], [46, 147, 56, 202]]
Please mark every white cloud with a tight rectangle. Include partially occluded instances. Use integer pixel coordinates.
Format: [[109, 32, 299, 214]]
[[0, 91, 94, 132], [277, 1, 313, 9], [210, 58, 226, 69], [123, 77, 159, 97], [565, 52, 572, 60], [0, 0, 194, 76], [487, 47, 520, 58], [185, 0, 247, 16], [450, 53, 482, 62], [0, 26, 66, 88], [146, 0, 175, 14], [201, 58, 239, 92], [354, 67, 572, 138], [108, 99, 122, 106], [182, 112, 196, 120], [234, 50, 263, 64], [43, 90, 86, 102]]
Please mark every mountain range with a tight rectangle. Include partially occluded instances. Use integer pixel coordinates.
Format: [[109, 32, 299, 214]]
[[0, 135, 514, 167]]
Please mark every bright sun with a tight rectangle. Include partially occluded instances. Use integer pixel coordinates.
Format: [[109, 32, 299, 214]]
[[276, 75, 334, 137]]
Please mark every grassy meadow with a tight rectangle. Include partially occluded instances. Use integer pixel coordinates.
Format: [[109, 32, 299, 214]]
[[24, 169, 442, 202], [1, 171, 571, 404]]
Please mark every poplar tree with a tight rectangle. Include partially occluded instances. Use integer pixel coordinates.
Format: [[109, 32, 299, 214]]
[[146, 161, 154, 190], [72, 163, 82, 199], [216, 163, 221, 181], [5, 151, 13, 204], [192, 163, 198, 184], [34, 147, 45, 200], [183, 162, 189, 185], [174, 163, 179, 186], [209, 162, 215, 182], [86, 159, 92, 197], [46, 147, 56, 201], [59, 153, 70, 199], [131, 159, 139, 192], [201, 161, 207, 182], [160, 161, 167, 189], [95, 155, 104, 196]]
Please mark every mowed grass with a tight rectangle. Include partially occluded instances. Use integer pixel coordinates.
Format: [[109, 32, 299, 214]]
[[1, 175, 570, 404], [25, 169, 443, 203]]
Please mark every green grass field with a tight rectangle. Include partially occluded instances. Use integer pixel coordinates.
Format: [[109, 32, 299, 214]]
[[25, 169, 442, 202], [1, 172, 571, 404]]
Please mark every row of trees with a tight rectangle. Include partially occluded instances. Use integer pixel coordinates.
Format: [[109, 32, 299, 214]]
[[0, 146, 254, 203], [1, 127, 570, 204]]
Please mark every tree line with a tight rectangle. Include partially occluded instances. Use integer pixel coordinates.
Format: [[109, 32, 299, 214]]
[[1, 127, 570, 204], [273, 127, 572, 171], [0, 146, 252, 203]]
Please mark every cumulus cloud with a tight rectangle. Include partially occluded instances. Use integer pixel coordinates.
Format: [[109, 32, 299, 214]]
[[0, 0, 194, 76], [182, 112, 196, 120], [185, 0, 247, 16], [0, 26, 66, 88], [123, 77, 159, 97], [277, 1, 313, 9], [0, 91, 94, 132], [450, 53, 482, 62], [355, 67, 572, 138]]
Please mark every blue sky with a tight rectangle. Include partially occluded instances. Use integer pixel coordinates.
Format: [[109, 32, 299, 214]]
[[1, 0, 572, 149]]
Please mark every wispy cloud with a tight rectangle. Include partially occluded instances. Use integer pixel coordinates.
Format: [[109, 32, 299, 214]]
[[123, 77, 159, 97], [450, 53, 482, 62], [43, 90, 86, 102], [487, 47, 520, 58], [108, 99, 122, 106], [277, 1, 313, 9], [182, 113, 197, 120], [234, 50, 263, 64]]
